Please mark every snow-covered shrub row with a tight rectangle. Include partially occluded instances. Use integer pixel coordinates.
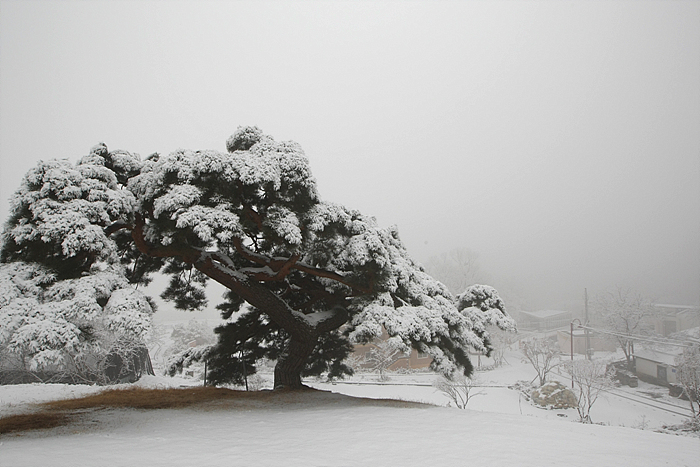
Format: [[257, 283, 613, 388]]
[[0, 261, 153, 383]]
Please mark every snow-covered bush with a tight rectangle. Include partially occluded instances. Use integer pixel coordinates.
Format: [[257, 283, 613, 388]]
[[162, 319, 216, 379], [0, 144, 154, 384], [165, 345, 212, 380], [531, 381, 577, 409], [0, 262, 153, 384]]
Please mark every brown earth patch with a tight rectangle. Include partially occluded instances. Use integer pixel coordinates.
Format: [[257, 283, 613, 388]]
[[1, 386, 430, 435]]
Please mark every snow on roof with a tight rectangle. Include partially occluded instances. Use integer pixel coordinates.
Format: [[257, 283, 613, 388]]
[[520, 310, 572, 319], [634, 349, 681, 366], [671, 326, 700, 340]]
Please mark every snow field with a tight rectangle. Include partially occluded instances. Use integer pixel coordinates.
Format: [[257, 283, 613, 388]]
[[1, 390, 697, 467], [1, 352, 699, 467]]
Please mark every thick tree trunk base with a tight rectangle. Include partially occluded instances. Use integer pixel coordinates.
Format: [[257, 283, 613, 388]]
[[273, 335, 317, 390]]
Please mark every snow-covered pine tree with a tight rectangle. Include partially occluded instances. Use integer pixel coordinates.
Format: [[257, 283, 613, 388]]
[[0, 148, 154, 383], [2, 127, 516, 389]]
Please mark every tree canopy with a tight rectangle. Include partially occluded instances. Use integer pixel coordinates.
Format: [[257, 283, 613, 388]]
[[1, 126, 515, 388]]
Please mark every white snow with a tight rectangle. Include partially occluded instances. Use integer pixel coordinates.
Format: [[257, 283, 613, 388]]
[[1, 351, 698, 466]]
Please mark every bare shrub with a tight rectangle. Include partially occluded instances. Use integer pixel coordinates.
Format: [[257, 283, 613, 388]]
[[521, 337, 560, 386], [564, 359, 614, 423], [434, 374, 484, 409]]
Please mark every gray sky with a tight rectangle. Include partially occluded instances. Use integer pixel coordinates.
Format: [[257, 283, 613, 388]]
[[1, 1, 698, 313]]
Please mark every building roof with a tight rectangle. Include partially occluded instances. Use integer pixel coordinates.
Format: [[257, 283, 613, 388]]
[[520, 310, 572, 319]]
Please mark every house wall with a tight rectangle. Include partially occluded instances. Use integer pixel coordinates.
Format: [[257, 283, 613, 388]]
[[635, 357, 678, 386], [557, 331, 617, 355], [351, 342, 432, 371], [388, 349, 432, 371]]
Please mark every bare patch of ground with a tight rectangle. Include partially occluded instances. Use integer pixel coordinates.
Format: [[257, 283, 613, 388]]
[[0, 386, 431, 436]]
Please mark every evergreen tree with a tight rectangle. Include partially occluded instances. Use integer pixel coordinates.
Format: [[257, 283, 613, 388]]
[[2, 127, 516, 389]]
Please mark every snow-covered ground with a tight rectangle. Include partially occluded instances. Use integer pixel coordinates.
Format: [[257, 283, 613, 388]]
[[311, 351, 695, 430], [1, 350, 698, 467]]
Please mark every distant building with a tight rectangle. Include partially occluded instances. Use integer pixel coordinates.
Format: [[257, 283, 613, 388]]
[[634, 348, 682, 386], [352, 333, 432, 372], [557, 328, 616, 356], [652, 304, 700, 337], [518, 310, 572, 332]]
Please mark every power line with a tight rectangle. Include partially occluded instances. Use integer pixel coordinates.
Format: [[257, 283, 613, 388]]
[[575, 324, 698, 348]]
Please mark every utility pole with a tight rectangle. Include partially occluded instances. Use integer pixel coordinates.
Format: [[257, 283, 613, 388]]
[[584, 288, 591, 360], [570, 318, 581, 388]]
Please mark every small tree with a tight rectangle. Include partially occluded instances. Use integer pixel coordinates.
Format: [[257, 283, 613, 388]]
[[594, 287, 656, 369], [434, 373, 483, 409], [565, 359, 614, 423], [521, 337, 560, 386], [365, 339, 403, 381], [488, 326, 517, 368], [675, 344, 700, 417]]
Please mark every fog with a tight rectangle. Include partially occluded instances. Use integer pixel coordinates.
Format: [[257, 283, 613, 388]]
[[1, 1, 698, 313]]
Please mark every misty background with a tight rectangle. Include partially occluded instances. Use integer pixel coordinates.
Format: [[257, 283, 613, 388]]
[[1, 1, 698, 318]]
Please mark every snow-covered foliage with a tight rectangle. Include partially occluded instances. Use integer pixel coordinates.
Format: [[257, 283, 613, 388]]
[[165, 345, 213, 378], [0, 143, 155, 384], [1, 146, 139, 277], [128, 130, 317, 253], [163, 319, 217, 379], [455, 285, 516, 350], [0, 261, 153, 383], [303, 204, 515, 376]]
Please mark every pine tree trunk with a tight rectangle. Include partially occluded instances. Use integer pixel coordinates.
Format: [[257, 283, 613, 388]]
[[273, 333, 318, 389]]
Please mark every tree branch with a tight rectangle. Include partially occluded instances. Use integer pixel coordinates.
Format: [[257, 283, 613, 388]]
[[232, 238, 371, 294], [130, 215, 202, 263]]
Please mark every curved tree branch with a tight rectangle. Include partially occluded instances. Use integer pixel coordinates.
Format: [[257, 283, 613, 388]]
[[232, 237, 371, 294]]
